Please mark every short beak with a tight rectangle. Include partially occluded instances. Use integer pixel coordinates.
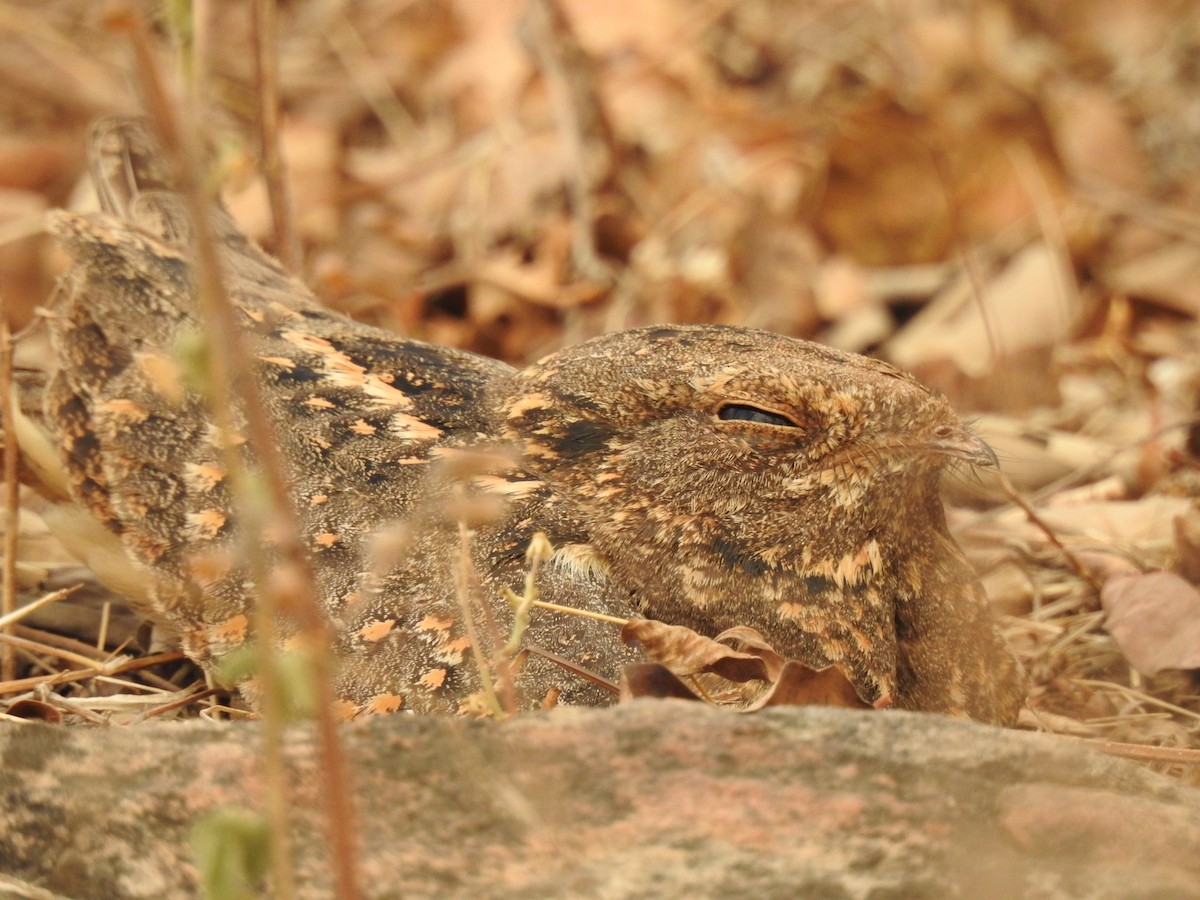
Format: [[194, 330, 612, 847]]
[[930, 427, 999, 469]]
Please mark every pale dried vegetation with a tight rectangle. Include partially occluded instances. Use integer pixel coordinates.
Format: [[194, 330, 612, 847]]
[[2, 0, 1200, 782]]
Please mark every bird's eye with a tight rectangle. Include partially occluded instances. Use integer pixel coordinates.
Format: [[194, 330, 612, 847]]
[[717, 404, 797, 427]]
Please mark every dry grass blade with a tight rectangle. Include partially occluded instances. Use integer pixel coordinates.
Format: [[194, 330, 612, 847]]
[[0, 629, 114, 671], [0, 584, 81, 631], [0, 649, 185, 697], [137, 687, 221, 721], [521, 0, 617, 283], [998, 472, 1104, 594], [524, 644, 619, 695], [1077, 737, 1200, 767]]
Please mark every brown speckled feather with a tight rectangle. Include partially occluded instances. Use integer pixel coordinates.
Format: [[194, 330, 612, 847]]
[[36, 118, 1024, 723]]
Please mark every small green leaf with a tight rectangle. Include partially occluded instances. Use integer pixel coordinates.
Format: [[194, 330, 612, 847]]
[[191, 808, 270, 900]]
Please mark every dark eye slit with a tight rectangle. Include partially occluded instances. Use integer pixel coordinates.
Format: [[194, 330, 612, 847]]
[[717, 404, 797, 427]]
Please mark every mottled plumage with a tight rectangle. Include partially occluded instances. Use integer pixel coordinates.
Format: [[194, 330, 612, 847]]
[[26, 118, 1024, 723]]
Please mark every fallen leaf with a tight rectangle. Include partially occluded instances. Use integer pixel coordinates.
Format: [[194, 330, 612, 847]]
[[1102, 239, 1200, 317], [5, 699, 62, 724], [1176, 506, 1200, 583], [744, 661, 870, 711], [621, 621, 875, 713], [619, 663, 704, 702], [621, 619, 771, 683], [886, 243, 1080, 379], [712, 625, 786, 682], [1100, 571, 1200, 675], [1044, 81, 1149, 193]]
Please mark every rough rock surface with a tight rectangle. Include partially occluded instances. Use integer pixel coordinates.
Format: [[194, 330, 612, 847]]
[[2, 703, 1199, 899]]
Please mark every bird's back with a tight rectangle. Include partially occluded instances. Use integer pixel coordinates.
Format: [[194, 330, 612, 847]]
[[41, 118, 634, 715]]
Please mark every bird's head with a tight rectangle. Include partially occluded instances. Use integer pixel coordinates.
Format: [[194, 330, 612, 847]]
[[502, 324, 998, 705], [504, 324, 991, 549]]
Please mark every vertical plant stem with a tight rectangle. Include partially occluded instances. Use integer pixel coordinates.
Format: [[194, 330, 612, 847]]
[[455, 518, 505, 718], [126, 9, 296, 899], [121, 8, 359, 898], [0, 314, 18, 683], [521, 0, 616, 283], [190, 0, 210, 112], [252, 0, 301, 273]]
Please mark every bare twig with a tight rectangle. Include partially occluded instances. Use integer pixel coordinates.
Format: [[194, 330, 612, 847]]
[[927, 146, 1001, 370], [521, 0, 618, 283], [119, 8, 359, 898], [1074, 678, 1200, 724], [12, 623, 109, 661], [454, 517, 506, 718], [997, 471, 1104, 595], [523, 645, 619, 695], [138, 686, 221, 720], [252, 0, 301, 273], [526, 598, 629, 626], [0, 648, 185, 696], [0, 630, 114, 671], [327, 14, 414, 147], [122, 11, 297, 898], [0, 314, 18, 682], [0, 584, 80, 631]]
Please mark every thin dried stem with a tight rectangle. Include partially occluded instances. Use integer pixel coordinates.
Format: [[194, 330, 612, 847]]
[[0, 648, 184, 696], [326, 15, 415, 148], [0, 584, 79, 630], [528, 599, 629, 626], [454, 517, 505, 718], [997, 471, 1104, 595], [120, 9, 359, 898], [0, 314, 18, 682], [129, 12, 294, 896], [12, 623, 109, 661], [1074, 678, 1200, 724], [523, 645, 619, 695], [190, 0, 210, 117], [521, 0, 617, 283], [252, 0, 301, 273], [139, 687, 221, 720], [0, 630, 113, 671]]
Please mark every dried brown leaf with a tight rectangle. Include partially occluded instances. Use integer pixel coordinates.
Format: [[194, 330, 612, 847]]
[[1101, 571, 1200, 675], [1044, 82, 1149, 193], [1175, 506, 1200, 584], [4, 698, 62, 723], [744, 661, 871, 711], [1103, 239, 1200, 317], [712, 625, 786, 682], [887, 244, 1080, 379], [618, 662, 703, 702], [620, 619, 771, 683]]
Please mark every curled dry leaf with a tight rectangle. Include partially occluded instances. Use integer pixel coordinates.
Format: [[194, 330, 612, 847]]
[[620, 658, 872, 711], [620, 619, 773, 683], [1100, 571, 1200, 675], [743, 662, 871, 712], [618, 663, 704, 703], [620, 620, 872, 712], [4, 699, 63, 724], [712, 625, 786, 681]]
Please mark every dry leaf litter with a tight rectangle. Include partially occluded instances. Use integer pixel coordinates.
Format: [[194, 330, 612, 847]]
[[1, 0, 1199, 779]]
